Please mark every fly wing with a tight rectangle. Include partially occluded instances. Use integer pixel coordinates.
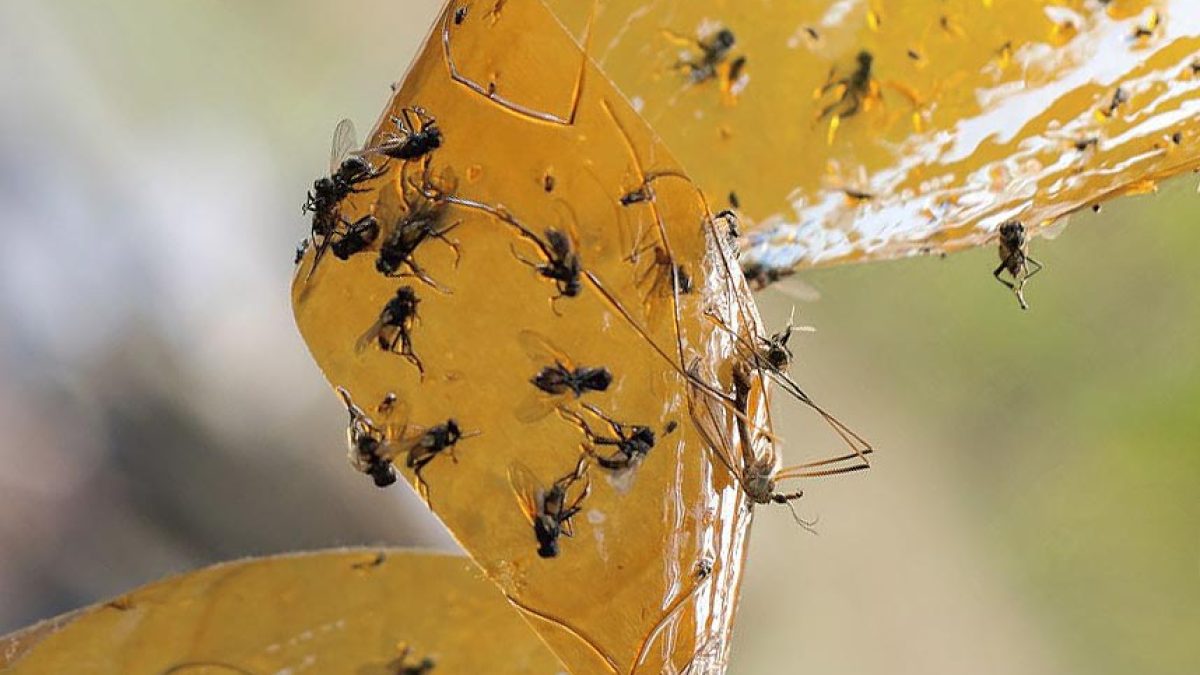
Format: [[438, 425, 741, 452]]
[[506, 462, 543, 527], [355, 317, 388, 355], [517, 328, 574, 370], [330, 118, 359, 173]]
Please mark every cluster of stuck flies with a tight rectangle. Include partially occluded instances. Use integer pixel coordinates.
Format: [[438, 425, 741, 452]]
[[297, 96, 877, 558], [673, 7, 1184, 311]]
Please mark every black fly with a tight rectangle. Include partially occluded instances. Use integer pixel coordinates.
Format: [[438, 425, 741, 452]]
[[357, 286, 423, 375], [993, 219, 1043, 310], [339, 388, 398, 488], [510, 457, 592, 559], [376, 165, 462, 291], [561, 404, 658, 471], [678, 28, 737, 84], [303, 119, 387, 279], [364, 107, 443, 162], [330, 215, 380, 261], [819, 51, 877, 119]]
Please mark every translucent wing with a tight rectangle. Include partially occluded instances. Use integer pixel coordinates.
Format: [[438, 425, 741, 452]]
[[514, 328, 574, 423], [329, 118, 358, 173], [516, 328, 574, 371], [506, 462, 542, 527]]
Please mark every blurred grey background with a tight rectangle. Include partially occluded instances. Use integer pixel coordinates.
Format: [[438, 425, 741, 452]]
[[0, 2, 1196, 674]]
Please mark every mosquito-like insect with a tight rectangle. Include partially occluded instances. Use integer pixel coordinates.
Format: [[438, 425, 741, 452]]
[[303, 119, 388, 279], [705, 307, 872, 467], [361, 107, 443, 162], [522, 228, 582, 299], [517, 329, 612, 422], [356, 286, 423, 375], [688, 357, 872, 531], [510, 457, 592, 559], [376, 163, 462, 292], [330, 215, 380, 261], [993, 219, 1043, 311], [560, 404, 659, 471], [818, 50, 878, 120], [676, 27, 738, 84]]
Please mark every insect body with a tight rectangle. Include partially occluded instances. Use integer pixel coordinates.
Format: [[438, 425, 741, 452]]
[[562, 404, 658, 471], [330, 215, 380, 261], [365, 107, 443, 162], [513, 228, 581, 299], [819, 51, 877, 120], [518, 330, 612, 422], [511, 458, 592, 559], [406, 419, 469, 502], [357, 286, 423, 374], [303, 119, 387, 278], [993, 219, 1043, 311], [339, 388, 398, 488], [678, 28, 737, 84], [376, 166, 462, 291]]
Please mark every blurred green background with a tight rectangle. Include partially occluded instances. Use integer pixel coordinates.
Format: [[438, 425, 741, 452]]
[[0, 1, 1195, 674]]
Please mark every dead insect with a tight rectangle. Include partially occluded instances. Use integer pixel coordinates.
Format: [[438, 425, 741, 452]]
[[1101, 87, 1129, 118], [543, 173, 557, 193], [742, 261, 795, 291], [405, 418, 470, 502], [377, 392, 398, 415], [392, 645, 436, 675], [706, 308, 873, 470], [330, 215, 380, 260], [454, 5, 468, 25], [675, 264, 694, 294], [376, 165, 462, 290], [303, 119, 388, 278], [518, 330, 612, 422], [620, 185, 654, 206], [511, 228, 582, 300], [1074, 136, 1099, 152], [356, 286, 423, 375], [364, 107, 443, 162], [339, 388, 398, 488], [1132, 10, 1160, 39], [692, 363, 870, 531], [715, 209, 741, 243], [561, 404, 657, 471], [819, 51, 877, 119], [631, 244, 691, 303], [510, 457, 592, 559], [294, 238, 310, 265], [993, 219, 1043, 311], [677, 28, 738, 84]]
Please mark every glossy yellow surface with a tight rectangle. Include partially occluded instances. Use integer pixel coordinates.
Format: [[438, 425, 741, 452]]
[[292, 1, 777, 672], [544, 0, 1200, 271], [1, 550, 563, 674]]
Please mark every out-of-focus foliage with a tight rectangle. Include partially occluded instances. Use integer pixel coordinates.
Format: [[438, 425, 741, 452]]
[[292, 2, 772, 672], [545, 0, 1200, 271], [1, 549, 563, 673]]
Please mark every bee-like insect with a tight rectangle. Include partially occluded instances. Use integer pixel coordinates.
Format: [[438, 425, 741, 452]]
[[819, 50, 877, 119], [376, 164, 462, 291], [560, 404, 658, 471], [993, 219, 1043, 311], [357, 286, 423, 375], [303, 119, 388, 279], [330, 215, 380, 261], [677, 28, 738, 84], [362, 107, 443, 162], [510, 457, 592, 559], [339, 388, 398, 488]]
